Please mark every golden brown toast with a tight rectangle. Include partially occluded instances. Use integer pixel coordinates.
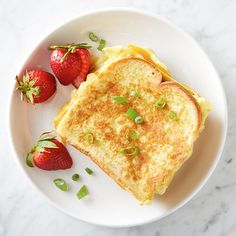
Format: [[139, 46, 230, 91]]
[[55, 58, 208, 203]]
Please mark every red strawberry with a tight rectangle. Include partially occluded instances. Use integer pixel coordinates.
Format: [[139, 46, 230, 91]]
[[48, 43, 91, 87], [26, 132, 73, 170], [72, 49, 90, 88], [16, 70, 56, 104]]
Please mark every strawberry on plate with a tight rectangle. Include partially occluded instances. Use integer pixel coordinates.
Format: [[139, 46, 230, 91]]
[[16, 70, 56, 104], [26, 132, 73, 170], [48, 43, 91, 87]]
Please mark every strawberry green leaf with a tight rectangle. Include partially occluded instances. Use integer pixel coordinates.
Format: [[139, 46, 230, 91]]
[[26, 91, 34, 104], [37, 140, 58, 149], [20, 92, 24, 101], [31, 86, 40, 97], [39, 135, 57, 141], [16, 71, 41, 104], [35, 145, 45, 152], [25, 153, 34, 167], [15, 76, 21, 86], [29, 77, 39, 87], [39, 132, 56, 141], [40, 131, 54, 136], [23, 72, 30, 83]]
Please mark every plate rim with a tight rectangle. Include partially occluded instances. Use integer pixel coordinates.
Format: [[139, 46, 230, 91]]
[[7, 7, 228, 228]]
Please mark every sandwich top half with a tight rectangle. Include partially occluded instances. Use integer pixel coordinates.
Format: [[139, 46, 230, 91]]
[[55, 45, 211, 203]]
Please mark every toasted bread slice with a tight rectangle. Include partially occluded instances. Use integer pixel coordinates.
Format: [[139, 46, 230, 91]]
[[55, 58, 203, 203]]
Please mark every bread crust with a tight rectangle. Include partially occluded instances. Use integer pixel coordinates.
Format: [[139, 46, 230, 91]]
[[104, 57, 162, 85], [159, 81, 202, 136], [69, 141, 129, 190], [66, 141, 153, 202]]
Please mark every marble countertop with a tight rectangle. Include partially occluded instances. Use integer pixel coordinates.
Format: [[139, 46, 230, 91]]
[[1, 0, 236, 235]]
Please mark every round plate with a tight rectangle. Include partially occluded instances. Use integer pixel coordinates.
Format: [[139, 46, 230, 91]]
[[8, 9, 227, 227]]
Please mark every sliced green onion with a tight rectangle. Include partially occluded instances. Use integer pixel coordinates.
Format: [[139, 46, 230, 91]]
[[126, 130, 139, 141], [126, 107, 138, 119], [135, 116, 143, 124], [88, 32, 99, 42], [72, 173, 80, 181], [97, 39, 106, 51], [85, 132, 94, 144], [53, 178, 68, 191], [130, 91, 140, 97], [156, 97, 166, 109], [76, 185, 89, 200], [121, 146, 140, 156], [126, 107, 143, 124], [168, 111, 177, 120], [112, 96, 128, 104], [85, 167, 93, 175]]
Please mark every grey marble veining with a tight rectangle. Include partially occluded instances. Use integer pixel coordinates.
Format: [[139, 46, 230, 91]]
[[1, 0, 236, 235]]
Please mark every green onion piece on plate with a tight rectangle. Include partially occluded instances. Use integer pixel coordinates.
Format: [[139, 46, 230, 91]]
[[97, 39, 106, 51], [85, 132, 94, 144], [168, 111, 177, 120], [156, 97, 166, 109], [135, 116, 143, 124], [53, 178, 68, 191], [72, 173, 80, 181], [126, 107, 138, 119], [126, 107, 143, 124], [130, 91, 140, 97], [76, 185, 89, 200], [85, 167, 93, 175], [126, 130, 139, 141], [112, 96, 128, 104], [88, 32, 99, 42], [121, 146, 140, 156]]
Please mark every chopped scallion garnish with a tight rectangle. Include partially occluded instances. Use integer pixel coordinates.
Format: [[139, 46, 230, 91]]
[[112, 96, 128, 104], [76, 185, 89, 200], [88, 32, 99, 42], [53, 178, 68, 191], [168, 111, 177, 120], [97, 39, 106, 51], [126, 108, 143, 123], [85, 167, 93, 175], [85, 132, 94, 144], [130, 91, 140, 97], [121, 146, 140, 156], [72, 173, 80, 181], [126, 107, 138, 119], [126, 130, 139, 141], [135, 116, 143, 124], [156, 97, 166, 109]]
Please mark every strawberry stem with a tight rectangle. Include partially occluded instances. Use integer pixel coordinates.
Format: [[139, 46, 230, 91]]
[[48, 43, 90, 50], [16, 73, 40, 104], [60, 47, 73, 62], [48, 43, 92, 62]]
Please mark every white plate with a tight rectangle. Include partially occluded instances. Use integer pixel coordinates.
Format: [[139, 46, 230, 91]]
[[8, 9, 227, 227]]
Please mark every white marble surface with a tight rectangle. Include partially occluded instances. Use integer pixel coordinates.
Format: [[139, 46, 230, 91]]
[[1, 0, 236, 235]]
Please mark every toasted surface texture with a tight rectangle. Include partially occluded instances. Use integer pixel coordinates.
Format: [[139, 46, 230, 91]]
[[55, 58, 205, 203]]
